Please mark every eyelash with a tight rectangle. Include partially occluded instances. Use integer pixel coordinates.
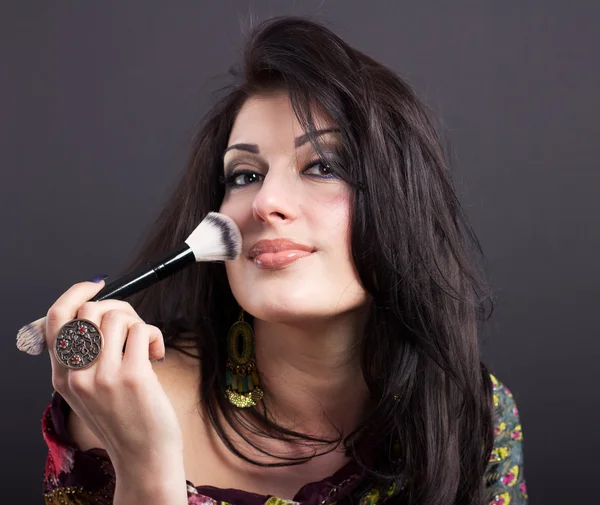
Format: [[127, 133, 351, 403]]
[[219, 158, 337, 188]]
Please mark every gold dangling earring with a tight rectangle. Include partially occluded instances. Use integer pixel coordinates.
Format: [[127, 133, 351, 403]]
[[225, 309, 263, 408]]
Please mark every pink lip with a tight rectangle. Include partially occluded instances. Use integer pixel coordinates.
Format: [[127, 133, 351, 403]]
[[248, 239, 315, 269]]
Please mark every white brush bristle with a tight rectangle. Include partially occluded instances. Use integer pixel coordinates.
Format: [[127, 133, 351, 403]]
[[16, 316, 47, 355], [184, 212, 242, 262]]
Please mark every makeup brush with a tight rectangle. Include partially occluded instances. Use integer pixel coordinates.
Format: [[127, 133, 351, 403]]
[[16, 212, 241, 356]]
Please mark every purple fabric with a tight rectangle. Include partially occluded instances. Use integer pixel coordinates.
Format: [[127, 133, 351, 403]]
[[43, 391, 369, 505]]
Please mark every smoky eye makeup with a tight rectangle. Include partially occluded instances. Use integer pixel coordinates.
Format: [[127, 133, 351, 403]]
[[219, 137, 345, 187], [219, 154, 267, 188], [222, 154, 267, 176]]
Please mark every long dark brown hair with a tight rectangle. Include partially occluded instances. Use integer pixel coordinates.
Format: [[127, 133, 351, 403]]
[[125, 16, 495, 505]]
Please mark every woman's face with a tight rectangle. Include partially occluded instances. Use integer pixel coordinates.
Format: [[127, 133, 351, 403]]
[[219, 92, 368, 323]]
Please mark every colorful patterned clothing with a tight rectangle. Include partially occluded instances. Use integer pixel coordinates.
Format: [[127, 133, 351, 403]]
[[42, 374, 527, 505]]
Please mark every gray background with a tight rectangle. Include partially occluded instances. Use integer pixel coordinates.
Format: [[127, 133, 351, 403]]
[[1, 1, 598, 502]]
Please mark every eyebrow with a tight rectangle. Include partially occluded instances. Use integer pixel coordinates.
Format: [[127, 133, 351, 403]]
[[223, 128, 341, 155]]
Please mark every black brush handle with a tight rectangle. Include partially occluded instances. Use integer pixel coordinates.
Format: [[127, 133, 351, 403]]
[[90, 244, 195, 302]]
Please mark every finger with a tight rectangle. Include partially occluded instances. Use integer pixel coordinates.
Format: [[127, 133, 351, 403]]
[[76, 300, 143, 365], [146, 325, 165, 361], [52, 310, 120, 394], [76, 299, 141, 324], [47, 281, 107, 382], [121, 323, 164, 369], [94, 310, 140, 376], [46, 281, 107, 351]]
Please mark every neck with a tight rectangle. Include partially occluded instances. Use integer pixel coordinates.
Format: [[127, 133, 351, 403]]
[[252, 310, 371, 439]]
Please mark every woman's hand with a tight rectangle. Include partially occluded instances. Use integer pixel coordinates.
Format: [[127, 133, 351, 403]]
[[45, 280, 186, 489]]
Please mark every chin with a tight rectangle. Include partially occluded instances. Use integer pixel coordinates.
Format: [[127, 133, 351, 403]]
[[244, 296, 325, 323], [226, 264, 370, 323], [241, 290, 370, 325]]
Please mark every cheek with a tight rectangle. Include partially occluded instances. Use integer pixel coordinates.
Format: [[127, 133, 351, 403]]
[[224, 254, 250, 310], [310, 188, 352, 243], [218, 191, 258, 235], [219, 197, 248, 297], [320, 191, 360, 283], [219, 192, 244, 220]]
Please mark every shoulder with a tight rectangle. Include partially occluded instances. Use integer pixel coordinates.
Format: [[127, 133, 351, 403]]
[[489, 373, 522, 434], [485, 373, 528, 503]]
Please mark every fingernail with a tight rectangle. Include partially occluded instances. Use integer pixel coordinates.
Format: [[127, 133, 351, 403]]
[[88, 274, 108, 283]]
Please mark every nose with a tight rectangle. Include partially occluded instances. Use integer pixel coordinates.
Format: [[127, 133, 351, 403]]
[[251, 168, 298, 224]]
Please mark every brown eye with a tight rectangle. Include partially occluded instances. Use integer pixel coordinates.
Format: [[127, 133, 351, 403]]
[[220, 170, 264, 188], [235, 172, 261, 185], [303, 159, 337, 179]]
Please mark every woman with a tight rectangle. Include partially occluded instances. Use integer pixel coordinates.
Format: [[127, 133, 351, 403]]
[[41, 16, 527, 505]]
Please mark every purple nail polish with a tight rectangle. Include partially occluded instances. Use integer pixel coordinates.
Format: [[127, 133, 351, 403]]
[[88, 274, 108, 283]]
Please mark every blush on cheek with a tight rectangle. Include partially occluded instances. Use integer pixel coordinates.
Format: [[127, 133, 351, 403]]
[[224, 260, 248, 309], [318, 190, 351, 230], [219, 195, 251, 224]]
